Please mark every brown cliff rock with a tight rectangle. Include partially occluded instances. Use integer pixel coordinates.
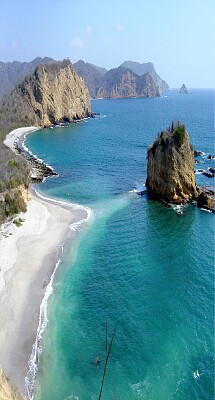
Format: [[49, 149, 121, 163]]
[[197, 188, 215, 212], [146, 122, 198, 203], [0, 59, 91, 130], [96, 67, 159, 99]]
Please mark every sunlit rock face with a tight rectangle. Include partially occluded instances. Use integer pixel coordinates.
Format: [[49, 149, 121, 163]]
[[146, 122, 198, 204], [0, 60, 91, 129]]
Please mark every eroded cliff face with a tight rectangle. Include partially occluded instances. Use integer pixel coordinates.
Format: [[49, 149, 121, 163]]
[[0, 368, 25, 400], [96, 67, 159, 98], [0, 59, 91, 129], [146, 123, 198, 203]]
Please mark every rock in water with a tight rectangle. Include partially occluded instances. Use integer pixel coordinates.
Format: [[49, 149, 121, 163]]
[[0, 59, 91, 130], [179, 84, 188, 94], [146, 122, 198, 203], [197, 190, 215, 211]]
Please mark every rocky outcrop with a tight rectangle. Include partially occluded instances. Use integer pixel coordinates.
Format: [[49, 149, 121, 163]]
[[96, 67, 160, 98], [0, 59, 91, 130], [14, 139, 58, 182], [179, 84, 188, 94], [197, 187, 215, 212], [120, 61, 169, 93], [146, 122, 198, 203], [0, 368, 25, 400]]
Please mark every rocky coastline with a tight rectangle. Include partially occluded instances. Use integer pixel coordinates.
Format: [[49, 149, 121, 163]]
[[14, 138, 58, 183]]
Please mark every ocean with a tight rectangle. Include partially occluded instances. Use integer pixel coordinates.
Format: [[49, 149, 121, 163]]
[[26, 89, 214, 400]]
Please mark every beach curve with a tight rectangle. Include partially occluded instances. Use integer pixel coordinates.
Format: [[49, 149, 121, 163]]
[[0, 127, 93, 397]]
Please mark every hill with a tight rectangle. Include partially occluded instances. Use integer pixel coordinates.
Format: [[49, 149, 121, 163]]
[[120, 61, 169, 92], [0, 59, 91, 131], [97, 67, 160, 98], [0, 57, 54, 100]]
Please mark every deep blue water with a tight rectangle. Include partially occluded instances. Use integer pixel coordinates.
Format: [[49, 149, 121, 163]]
[[26, 90, 214, 400]]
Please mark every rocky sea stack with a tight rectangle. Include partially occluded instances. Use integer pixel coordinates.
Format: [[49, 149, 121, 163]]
[[0, 59, 91, 130], [179, 84, 188, 94], [146, 122, 198, 203]]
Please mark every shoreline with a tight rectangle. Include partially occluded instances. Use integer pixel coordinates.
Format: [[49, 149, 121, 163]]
[[0, 127, 93, 397]]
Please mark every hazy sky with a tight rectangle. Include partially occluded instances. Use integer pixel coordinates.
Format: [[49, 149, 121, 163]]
[[0, 0, 214, 88]]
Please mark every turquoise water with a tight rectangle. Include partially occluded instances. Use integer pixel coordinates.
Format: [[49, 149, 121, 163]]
[[27, 90, 214, 400]]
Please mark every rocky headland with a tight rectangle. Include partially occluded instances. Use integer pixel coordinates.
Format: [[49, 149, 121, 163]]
[[96, 67, 160, 98], [0, 59, 91, 223], [146, 122, 215, 212], [120, 61, 169, 92], [73, 60, 168, 98], [0, 59, 91, 131], [0, 57, 168, 101]]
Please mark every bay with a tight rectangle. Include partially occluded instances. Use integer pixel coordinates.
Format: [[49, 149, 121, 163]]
[[26, 89, 214, 400]]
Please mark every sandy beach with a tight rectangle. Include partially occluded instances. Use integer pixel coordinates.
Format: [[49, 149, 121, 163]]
[[0, 127, 91, 397]]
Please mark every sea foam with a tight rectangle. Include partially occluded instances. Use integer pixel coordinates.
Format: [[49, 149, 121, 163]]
[[25, 191, 93, 399]]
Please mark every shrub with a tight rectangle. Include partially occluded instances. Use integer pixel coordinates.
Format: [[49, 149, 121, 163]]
[[8, 159, 19, 168], [14, 217, 24, 227], [4, 193, 19, 216], [173, 125, 185, 147]]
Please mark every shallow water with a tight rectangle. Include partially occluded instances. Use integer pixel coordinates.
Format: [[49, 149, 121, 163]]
[[26, 90, 214, 400]]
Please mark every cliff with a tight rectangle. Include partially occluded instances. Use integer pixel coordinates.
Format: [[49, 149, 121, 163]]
[[73, 60, 167, 99], [0, 57, 54, 100], [179, 84, 188, 94], [146, 122, 198, 203], [0, 59, 91, 130], [96, 67, 160, 98], [73, 60, 103, 98], [120, 61, 169, 93], [0, 368, 25, 400]]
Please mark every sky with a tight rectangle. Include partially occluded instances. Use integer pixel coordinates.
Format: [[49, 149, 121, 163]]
[[0, 0, 214, 88]]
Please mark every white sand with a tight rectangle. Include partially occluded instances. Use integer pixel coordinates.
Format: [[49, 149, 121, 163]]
[[3, 126, 39, 151], [0, 127, 91, 396]]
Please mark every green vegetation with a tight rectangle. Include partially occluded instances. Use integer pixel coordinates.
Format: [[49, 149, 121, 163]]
[[173, 124, 185, 147], [4, 192, 27, 217], [0, 131, 29, 223], [8, 159, 19, 168], [14, 217, 24, 227]]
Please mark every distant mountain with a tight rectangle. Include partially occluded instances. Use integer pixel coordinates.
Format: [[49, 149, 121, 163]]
[[120, 61, 169, 92], [74, 60, 167, 98], [73, 60, 103, 98], [0, 57, 168, 102], [0, 57, 54, 100], [89, 63, 107, 76], [96, 67, 160, 98], [0, 60, 91, 131]]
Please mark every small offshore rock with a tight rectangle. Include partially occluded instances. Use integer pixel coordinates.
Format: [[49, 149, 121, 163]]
[[202, 171, 214, 178], [197, 190, 215, 212], [179, 84, 188, 94], [194, 150, 204, 156]]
